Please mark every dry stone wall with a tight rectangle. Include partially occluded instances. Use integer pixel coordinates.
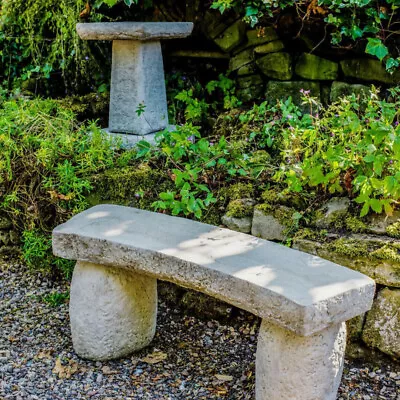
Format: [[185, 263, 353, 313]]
[[199, 13, 399, 105], [220, 195, 400, 359]]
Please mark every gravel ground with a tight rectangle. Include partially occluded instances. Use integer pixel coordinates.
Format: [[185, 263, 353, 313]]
[[1, 261, 399, 400]]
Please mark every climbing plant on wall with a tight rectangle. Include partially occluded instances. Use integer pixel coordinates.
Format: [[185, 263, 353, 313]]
[[210, 0, 400, 72]]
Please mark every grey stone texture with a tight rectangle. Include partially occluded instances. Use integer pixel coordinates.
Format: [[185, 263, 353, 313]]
[[367, 210, 400, 235], [330, 81, 371, 103], [69, 261, 157, 360], [256, 320, 346, 400], [77, 22, 193, 137], [315, 197, 351, 229], [76, 22, 194, 41], [53, 204, 375, 337], [214, 20, 246, 52], [293, 236, 400, 288], [101, 128, 158, 148], [221, 215, 252, 233], [295, 53, 339, 80], [251, 208, 287, 242], [340, 58, 400, 84], [362, 288, 400, 358], [256, 53, 293, 80], [109, 40, 168, 135]]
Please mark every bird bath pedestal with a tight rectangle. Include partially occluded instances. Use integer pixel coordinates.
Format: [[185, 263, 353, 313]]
[[77, 22, 193, 146]]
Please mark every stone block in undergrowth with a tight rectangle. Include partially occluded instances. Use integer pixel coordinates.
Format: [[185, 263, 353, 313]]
[[181, 290, 233, 321], [265, 81, 320, 111], [362, 288, 400, 358], [237, 74, 264, 89], [256, 52, 293, 80], [222, 198, 256, 233], [254, 40, 284, 55], [294, 235, 400, 288], [236, 84, 264, 102], [330, 81, 371, 103], [214, 20, 246, 53], [251, 205, 295, 241], [340, 59, 400, 84], [237, 62, 258, 76], [315, 197, 351, 229], [229, 49, 254, 71], [295, 53, 338, 80]]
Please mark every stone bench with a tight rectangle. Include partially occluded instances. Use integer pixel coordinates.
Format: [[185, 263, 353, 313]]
[[52, 205, 375, 400]]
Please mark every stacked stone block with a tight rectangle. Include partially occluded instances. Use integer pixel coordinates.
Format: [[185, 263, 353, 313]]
[[200, 14, 399, 105]]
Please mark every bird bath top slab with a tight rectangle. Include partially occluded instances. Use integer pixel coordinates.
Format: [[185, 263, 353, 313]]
[[77, 22, 194, 41]]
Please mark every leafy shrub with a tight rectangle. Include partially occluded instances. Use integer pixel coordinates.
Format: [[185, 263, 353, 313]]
[[239, 87, 400, 216], [212, 0, 399, 72], [0, 97, 123, 275], [0, 0, 109, 93]]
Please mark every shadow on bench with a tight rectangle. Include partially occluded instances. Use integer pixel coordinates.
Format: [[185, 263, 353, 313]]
[[52, 205, 375, 400]]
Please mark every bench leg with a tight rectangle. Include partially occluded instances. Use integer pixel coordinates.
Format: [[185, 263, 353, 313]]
[[256, 320, 346, 400], [69, 261, 157, 361]]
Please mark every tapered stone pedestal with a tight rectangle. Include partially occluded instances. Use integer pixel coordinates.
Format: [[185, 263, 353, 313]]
[[69, 261, 157, 361], [77, 22, 193, 138], [256, 320, 346, 400]]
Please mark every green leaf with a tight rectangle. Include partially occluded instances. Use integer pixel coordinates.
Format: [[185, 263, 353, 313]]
[[102, 0, 119, 6], [159, 191, 175, 201], [365, 38, 389, 61], [360, 203, 370, 217], [370, 198, 383, 213], [124, 0, 138, 6]]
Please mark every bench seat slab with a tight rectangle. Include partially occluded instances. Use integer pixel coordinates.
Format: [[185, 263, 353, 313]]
[[53, 205, 375, 337], [70, 261, 157, 361], [256, 320, 346, 400]]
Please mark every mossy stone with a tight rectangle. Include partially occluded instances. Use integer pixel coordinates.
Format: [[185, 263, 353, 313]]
[[330, 81, 371, 103], [181, 289, 233, 320], [246, 28, 278, 46], [362, 288, 400, 358], [252, 204, 296, 241], [367, 210, 400, 235], [295, 53, 338, 81], [315, 197, 350, 229], [224, 183, 255, 200], [236, 84, 264, 102], [237, 62, 258, 76], [237, 74, 264, 89], [233, 28, 279, 54], [88, 164, 172, 210], [214, 20, 246, 53], [249, 150, 271, 164], [254, 40, 284, 55], [320, 239, 400, 287], [225, 198, 255, 218], [347, 314, 365, 342], [265, 81, 320, 111], [201, 11, 238, 40], [256, 52, 293, 80], [230, 49, 254, 71], [340, 59, 400, 84]]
